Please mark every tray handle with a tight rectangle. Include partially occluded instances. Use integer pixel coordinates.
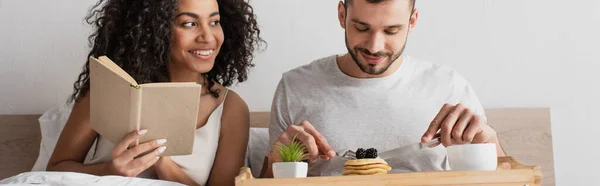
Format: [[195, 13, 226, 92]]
[[498, 156, 543, 185], [235, 167, 255, 184], [497, 156, 540, 170]]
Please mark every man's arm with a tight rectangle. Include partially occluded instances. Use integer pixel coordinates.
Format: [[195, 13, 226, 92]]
[[459, 78, 507, 157], [260, 78, 291, 178], [259, 77, 336, 178], [485, 125, 507, 157], [422, 73, 507, 157]]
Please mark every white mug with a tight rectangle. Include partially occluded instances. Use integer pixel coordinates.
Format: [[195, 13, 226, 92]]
[[446, 143, 497, 171]]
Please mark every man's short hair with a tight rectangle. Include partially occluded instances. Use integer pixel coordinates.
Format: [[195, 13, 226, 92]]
[[344, 0, 416, 10]]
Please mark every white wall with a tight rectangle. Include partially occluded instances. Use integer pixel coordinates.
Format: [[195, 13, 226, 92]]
[[0, 0, 95, 114], [1, 0, 599, 185]]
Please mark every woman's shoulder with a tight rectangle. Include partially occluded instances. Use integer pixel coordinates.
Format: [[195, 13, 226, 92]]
[[209, 82, 247, 110], [217, 87, 249, 128], [222, 89, 248, 116]]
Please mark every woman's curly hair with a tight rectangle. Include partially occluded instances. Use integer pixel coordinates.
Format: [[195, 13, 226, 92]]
[[69, 0, 264, 102]]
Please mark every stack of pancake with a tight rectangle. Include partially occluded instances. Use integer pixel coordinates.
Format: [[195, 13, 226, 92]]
[[342, 157, 392, 176]]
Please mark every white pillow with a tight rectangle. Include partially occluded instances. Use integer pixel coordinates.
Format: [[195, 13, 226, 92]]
[[246, 127, 270, 177], [31, 103, 74, 171]]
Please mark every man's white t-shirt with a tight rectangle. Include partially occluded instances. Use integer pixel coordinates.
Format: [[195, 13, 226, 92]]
[[268, 54, 486, 176]]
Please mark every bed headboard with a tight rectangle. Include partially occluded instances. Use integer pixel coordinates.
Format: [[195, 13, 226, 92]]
[[0, 108, 555, 185]]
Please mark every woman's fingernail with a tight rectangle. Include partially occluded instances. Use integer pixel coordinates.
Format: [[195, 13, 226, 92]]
[[156, 139, 167, 145], [157, 146, 167, 154], [138, 130, 148, 135]]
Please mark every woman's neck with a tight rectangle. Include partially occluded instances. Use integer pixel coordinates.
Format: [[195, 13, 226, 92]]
[[168, 65, 210, 96]]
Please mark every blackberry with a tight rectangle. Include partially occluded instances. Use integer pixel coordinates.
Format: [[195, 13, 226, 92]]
[[355, 148, 366, 159], [365, 148, 378, 158]]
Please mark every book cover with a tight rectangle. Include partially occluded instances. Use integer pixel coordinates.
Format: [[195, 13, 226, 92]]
[[89, 56, 201, 156]]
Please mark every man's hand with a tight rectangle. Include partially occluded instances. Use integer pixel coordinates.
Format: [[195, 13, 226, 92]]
[[269, 121, 336, 163], [422, 103, 498, 147]]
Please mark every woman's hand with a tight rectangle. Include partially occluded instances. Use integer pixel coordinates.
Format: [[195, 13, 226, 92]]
[[109, 129, 167, 177]]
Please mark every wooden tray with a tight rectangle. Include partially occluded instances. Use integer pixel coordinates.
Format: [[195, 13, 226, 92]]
[[235, 156, 542, 186]]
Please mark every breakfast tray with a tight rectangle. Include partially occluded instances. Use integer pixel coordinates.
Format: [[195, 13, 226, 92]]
[[235, 156, 542, 186]]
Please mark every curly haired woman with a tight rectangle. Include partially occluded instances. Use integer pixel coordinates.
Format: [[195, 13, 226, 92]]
[[46, 0, 264, 185]]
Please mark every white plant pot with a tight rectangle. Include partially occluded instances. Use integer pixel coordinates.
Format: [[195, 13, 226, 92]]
[[272, 162, 308, 178]]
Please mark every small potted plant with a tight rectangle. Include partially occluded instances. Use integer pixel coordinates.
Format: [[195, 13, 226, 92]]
[[272, 134, 309, 178]]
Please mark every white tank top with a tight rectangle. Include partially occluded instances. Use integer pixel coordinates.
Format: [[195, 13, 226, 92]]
[[85, 90, 227, 185]]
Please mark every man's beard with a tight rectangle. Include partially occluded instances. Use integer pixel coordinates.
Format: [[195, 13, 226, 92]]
[[345, 32, 407, 75]]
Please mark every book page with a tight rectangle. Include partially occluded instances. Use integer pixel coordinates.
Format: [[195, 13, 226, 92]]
[[140, 82, 199, 88], [97, 56, 137, 86], [89, 56, 138, 146], [138, 84, 201, 156]]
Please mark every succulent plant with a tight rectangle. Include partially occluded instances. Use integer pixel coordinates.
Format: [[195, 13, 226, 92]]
[[274, 134, 309, 162]]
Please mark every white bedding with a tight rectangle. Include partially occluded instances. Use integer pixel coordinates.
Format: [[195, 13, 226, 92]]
[[0, 171, 185, 186]]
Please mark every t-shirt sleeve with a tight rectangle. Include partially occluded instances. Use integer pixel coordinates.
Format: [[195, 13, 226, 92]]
[[268, 76, 293, 148], [450, 72, 487, 122]]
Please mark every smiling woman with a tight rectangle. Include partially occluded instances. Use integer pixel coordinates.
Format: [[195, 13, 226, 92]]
[[44, 0, 265, 186]]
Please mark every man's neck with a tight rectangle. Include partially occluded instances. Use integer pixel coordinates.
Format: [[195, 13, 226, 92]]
[[336, 53, 404, 79]]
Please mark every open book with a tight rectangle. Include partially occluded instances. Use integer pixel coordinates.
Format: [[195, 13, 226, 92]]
[[89, 56, 201, 156]]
